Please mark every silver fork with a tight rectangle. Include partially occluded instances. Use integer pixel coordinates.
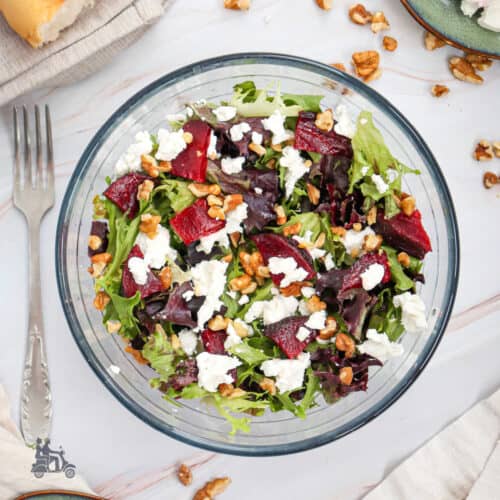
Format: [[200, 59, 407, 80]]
[[13, 106, 55, 446]]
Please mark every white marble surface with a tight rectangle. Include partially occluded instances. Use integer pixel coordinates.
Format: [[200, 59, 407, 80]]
[[1, 1, 500, 498]]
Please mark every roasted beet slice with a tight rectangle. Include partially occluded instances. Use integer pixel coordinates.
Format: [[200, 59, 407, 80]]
[[88, 221, 109, 257], [104, 173, 148, 219], [317, 252, 391, 296], [152, 282, 197, 328], [294, 111, 353, 157], [251, 233, 315, 286], [121, 245, 163, 299], [170, 198, 226, 245], [201, 329, 227, 355], [264, 316, 315, 359], [374, 209, 432, 259], [171, 120, 211, 182]]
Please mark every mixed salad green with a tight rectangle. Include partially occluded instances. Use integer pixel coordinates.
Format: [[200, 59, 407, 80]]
[[88, 81, 431, 434]]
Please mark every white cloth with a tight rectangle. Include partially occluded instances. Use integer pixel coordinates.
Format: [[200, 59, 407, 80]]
[[364, 387, 500, 500], [0, 0, 169, 107], [0, 384, 95, 499]]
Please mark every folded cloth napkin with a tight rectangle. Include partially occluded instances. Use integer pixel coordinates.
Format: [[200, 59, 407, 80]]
[[0, 384, 95, 499], [0, 0, 169, 107], [364, 387, 500, 500]]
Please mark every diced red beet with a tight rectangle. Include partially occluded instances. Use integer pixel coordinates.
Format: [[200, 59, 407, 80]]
[[294, 111, 353, 157], [374, 209, 432, 260], [317, 252, 391, 296], [201, 329, 227, 355], [170, 198, 225, 245], [171, 120, 211, 182], [104, 173, 149, 219], [264, 316, 316, 359], [251, 233, 315, 286], [121, 245, 163, 299]]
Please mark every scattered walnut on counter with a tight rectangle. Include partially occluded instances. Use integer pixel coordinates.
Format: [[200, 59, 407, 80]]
[[449, 56, 483, 84], [348, 4, 372, 25], [352, 50, 381, 82], [474, 140, 494, 161], [224, 0, 250, 10], [483, 172, 498, 189], [424, 31, 446, 51], [193, 477, 231, 500], [316, 0, 333, 11], [382, 36, 398, 52], [371, 11, 389, 33], [177, 464, 193, 486], [330, 62, 347, 72], [431, 84, 450, 97], [465, 53, 493, 71], [493, 142, 500, 158]]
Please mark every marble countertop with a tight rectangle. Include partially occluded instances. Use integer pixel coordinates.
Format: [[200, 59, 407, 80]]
[[1, 1, 500, 498]]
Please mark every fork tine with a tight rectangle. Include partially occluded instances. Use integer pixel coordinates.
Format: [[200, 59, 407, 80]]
[[45, 105, 54, 188], [22, 106, 33, 189], [13, 107, 22, 191], [35, 105, 43, 189]]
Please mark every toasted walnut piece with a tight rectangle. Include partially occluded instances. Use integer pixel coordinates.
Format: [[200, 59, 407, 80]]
[[271, 143, 282, 152], [91, 252, 113, 264], [332, 226, 347, 237], [383, 36, 398, 52], [465, 53, 493, 71], [239, 251, 255, 277], [183, 132, 193, 144], [352, 222, 362, 232], [223, 194, 244, 213], [319, 317, 338, 340], [229, 274, 252, 292], [397, 252, 410, 267], [259, 377, 277, 395], [306, 295, 327, 313], [331, 62, 347, 72], [125, 345, 148, 365], [371, 11, 389, 33], [177, 464, 193, 486], [493, 142, 500, 158], [306, 183, 321, 205], [474, 140, 494, 161], [208, 315, 229, 331], [315, 109, 334, 132], [364, 67, 382, 83], [352, 51, 380, 82], [141, 154, 159, 178], [424, 31, 446, 51], [431, 84, 450, 98], [256, 265, 270, 278], [88, 261, 107, 278], [159, 266, 172, 289], [366, 206, 377, 226], [194, 477, 232, 500], [250, 251, 263, 269], [139, 213, 161, 239], [267, 158, 277, 169], [218, 383, 235, 398], [280, 281, 313, 298], [188, 183, 221, 197], [400, 195, 416, 217], [157, 160, 172, 173], [364, 233, 383, 252], [339, 366, 354, 385], [137, 179, 154, 201], [335, 333, 355, 358], [106, 320, 121, 334], [350, 248, 360, 259], [349, 3, 372, 25], [283, 222, 302, 237], [224, 0, 250, 10], [274, 204, 287, 225], [88, 235, 103, 251], [207, 206, 225, 220], [449, 57, 483, 84], [316, 0, 333, 10], [229, 232, 241, 247], [207, 194, 224, 207], [241, 281, 257, 295], [483, 172, 499, 189], [249, 142, 266, 156], [231, 320, 250, 338]]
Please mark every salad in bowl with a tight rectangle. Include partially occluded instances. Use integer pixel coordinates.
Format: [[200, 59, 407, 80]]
[[87, 81, 431, 434]]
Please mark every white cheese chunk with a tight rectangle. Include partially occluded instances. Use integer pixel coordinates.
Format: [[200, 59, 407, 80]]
[[260, 353, 311, 393], [371, 174, 389, 194], [230, 122, 251, 142], [127, 257, 149, 285], [238, 295, 250, 305], [213, 106, 237, 122], [135, 225, 178, 269], [221, 156, 245, 174], [393, 292, 428, 334], [262, 110, 294, 145], [196, 352, 241, 392], [251, 131, 263, 145], [301, 286, 316, 298], [341, 227, 375, 255], [323, 253, 336, 271], [224, 322, 243, 350], [296, 326, 311, 342], [279, 146, 309, 199], [207, 130, 220, 160], [358, 329, 404, 362], [244, 295, 299, 325], [360, 263, 385, 291], [156, 128, 187, 162], [333, 104, 356, 139], [114, 131, 153, 177], [305, 310, 327, 330], [178, 329, 198, 356], [268, 256, 309, 288]]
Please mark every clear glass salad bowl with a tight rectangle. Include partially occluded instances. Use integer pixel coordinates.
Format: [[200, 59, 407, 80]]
[[56, 53, 459, 456]]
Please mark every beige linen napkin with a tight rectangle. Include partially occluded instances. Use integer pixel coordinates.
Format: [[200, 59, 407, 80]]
[[364, 387, 500, 500], [0, 384, 96, 499], [0, 0, 169, 107]]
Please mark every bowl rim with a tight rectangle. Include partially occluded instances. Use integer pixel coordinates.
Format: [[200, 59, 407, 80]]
[[56, 52, 460, 456]]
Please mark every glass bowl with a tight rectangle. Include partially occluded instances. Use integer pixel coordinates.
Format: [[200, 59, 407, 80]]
[[56, 53, 459, 456]]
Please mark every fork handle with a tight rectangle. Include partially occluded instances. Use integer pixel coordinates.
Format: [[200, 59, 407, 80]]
[[20, 218, 52, 446]]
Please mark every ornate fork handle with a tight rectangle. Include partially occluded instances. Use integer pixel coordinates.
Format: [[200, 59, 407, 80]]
[[20, 218, 52, 446]]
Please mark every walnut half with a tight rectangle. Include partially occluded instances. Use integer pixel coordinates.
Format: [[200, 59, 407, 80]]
[[474, 140, 494, 161], [431, 84, 450, 98], [352, 50, 381, 82], [193, 477, 231, 500], [449, 57, 483, 84], [224, 0, 250, 10]]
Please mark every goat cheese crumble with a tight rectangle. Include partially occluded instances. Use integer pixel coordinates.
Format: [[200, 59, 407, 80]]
[[360, 263, 385, 291], [393, 292, 428, 334], [221, 156, 245, 174], [114, 131, 153, 176], [358, 329, 404, 362], [296, 326, 311, 342], [334, 104, 356, 139], [230, 122, 251, 142], [342, 227, 375, 255], [244, 295, 299, 325], [268, 256, 309, 288], [260, 353, 311, 393], [127, 257, 149, 285], [279, 146, 309, 198], [262, 110, 294, 145], [156, 128, 187, 161], [196, 352, 242, 392], [135, 225, 178, 269], [213, 106, 237, 122], [371, 174, 389, 194], [178, 329, 198, 356]]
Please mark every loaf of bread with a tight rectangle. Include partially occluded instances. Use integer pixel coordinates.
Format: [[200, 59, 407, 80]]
[[0, 0, 94, 48]]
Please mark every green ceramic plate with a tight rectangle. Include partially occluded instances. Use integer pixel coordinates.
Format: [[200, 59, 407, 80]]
[[401, 0, 500, 59], [15, 491, 103, 500]]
